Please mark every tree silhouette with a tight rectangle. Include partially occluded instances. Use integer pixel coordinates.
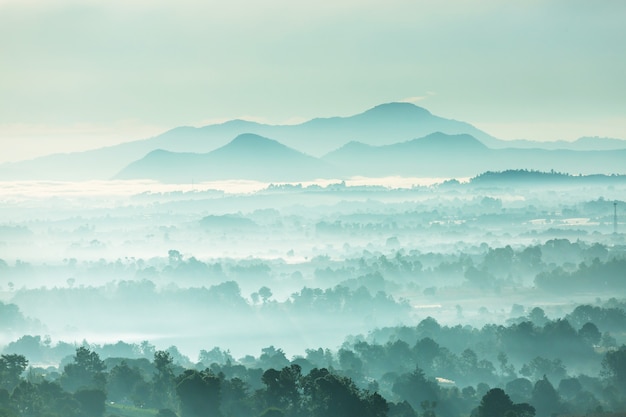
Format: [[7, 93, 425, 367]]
[[602, 344, 626, 388], [176, 369, 221, 417], [74, 388, 106, 417], [107, 360, 144, 402], [476, 388, 535, 417], [392, 367, 439, 411], [261, 364, 302, 412], [258, 286, 273, 303], [531, 376, 561, 417], [0, 354, 28, 392], [60, 347, 106, 392], [152, 350, 176, 409]]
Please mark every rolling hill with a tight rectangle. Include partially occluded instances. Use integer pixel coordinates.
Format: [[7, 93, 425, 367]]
[[2, 102, 625, 181], [115, 131, 626, 182], [0, 103, 499, 181], [322, 132, 626, 178], [115, 134, 338, 182]]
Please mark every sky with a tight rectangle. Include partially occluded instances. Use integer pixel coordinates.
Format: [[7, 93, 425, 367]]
[[1, 0, 625, 163]]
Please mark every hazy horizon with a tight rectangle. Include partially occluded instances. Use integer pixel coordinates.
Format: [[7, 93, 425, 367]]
[[1, 1, 626, 163], [1, 3, 625, 415]]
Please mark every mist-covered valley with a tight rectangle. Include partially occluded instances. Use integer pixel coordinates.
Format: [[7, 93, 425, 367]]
[[4, 0, 626, 413], [1, 169, 626, 416]]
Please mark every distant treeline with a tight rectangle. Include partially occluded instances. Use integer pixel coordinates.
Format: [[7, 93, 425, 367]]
[[3, 238, 620, 293], [471, 169, 626, 184], [535, 258, 626, 292]]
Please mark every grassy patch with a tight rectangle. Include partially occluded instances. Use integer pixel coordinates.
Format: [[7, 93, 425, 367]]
[[106, 403, 159, 417]]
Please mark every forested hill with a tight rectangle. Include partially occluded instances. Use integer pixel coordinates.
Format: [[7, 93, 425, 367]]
[[471, 170, 626, 185], [1, 299, 626, 417]]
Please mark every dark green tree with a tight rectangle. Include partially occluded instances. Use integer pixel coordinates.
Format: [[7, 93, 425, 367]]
[[27, 380, 80, 417], [392, 367, 439, 411], [0, 355, 28, 392], [60, 347, 106, 392], [152, 350, 176, 409], [557, 377, 582, 400], [10, 381, 41, 417], [308, 373, 361, 417], [74, 388, 106, 417], [505, 378, 533, 404], [0, 388, 15, 417], [107, 360, 145, 402], [10, 380, 81, 417], [578, 322, 601, 346], [387, 400, 418, 417], [258, 346, 290, 371], [476, 388, 514, 417], [475, 388, 535, 417], [261, 364, 301, 412], [220, 377, 252, 417], [601, 344, 626, 407], [175, 369, 221, 417], [602, 344, 626, 388], [531, 376, 562, 417]]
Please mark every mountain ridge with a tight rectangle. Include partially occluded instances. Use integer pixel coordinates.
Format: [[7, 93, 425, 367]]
[[1, 102, 625, 181], [322, 133, 626, 178], [0, 102, 499, 180], [115, 133, 338, 183], [116, 132, 626, 182]]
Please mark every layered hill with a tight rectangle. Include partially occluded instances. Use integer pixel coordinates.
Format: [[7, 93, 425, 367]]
[[322, 132, 486, 177], [115, 134, 337, 182], [2, 102, 625, 181], [115, 131, 626, 182], [0, 103, 499, 181], [322, 132, 626, 177], [487, 136, 626, 151]]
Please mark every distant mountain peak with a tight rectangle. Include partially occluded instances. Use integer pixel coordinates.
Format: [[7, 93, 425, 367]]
[[343, 140, 371, 147], [225, 133, 287, 151], [361, 102, 432, 118], [574, 136, 626, 148], [421, 131, 486, 144], [143, 148, 177, 160], [116, 133, 337, 182], [218, 119, 263, 128]]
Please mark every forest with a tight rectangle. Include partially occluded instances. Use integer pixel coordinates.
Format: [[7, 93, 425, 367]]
[[1, 307, 626, 417], [1, 171, 625, 416]]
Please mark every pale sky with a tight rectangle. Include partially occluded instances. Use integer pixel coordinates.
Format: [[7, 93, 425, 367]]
[[1, 0, 625, 163]]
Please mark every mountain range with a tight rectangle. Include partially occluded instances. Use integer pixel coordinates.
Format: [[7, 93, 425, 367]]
[[116, 134, 338, 183], [1, 102, 625, 181], [116, 132, 626, 182], [324, 134, 626, 178]]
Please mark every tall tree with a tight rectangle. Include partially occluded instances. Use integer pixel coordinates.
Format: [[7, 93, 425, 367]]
[[531, 376, 561, 417], [261, 364, 302, 413], [476, 388, 535, 417], [0, 354, 28, 392], [152, 350, 176, 410], [176, 369, 221, 417], [392, 367, 439, 411], [60, 347, 106, 392], [602, 344, 626, 388], [107, 360, 144, 402]]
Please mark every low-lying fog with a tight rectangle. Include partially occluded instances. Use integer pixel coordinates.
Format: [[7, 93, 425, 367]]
[[1, 175, 625, 367]]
